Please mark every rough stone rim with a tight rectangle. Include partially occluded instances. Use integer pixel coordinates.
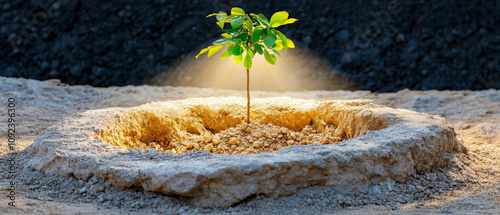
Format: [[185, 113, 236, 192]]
[[22, 98, 463, 207]]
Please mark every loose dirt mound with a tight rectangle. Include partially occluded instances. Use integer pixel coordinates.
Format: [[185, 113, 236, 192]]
[[22, 97, 463, 207]]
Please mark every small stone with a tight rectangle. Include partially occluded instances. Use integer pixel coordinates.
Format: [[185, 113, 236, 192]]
[[372, 185, 382, 196], [204, 144, 214, 152], [204, 136, 212, 144], [90, 184, 105, 193], [212, 135, 221, 145], [271, 132, 278, 138], [280, 127, 287, 134], [415, 185, 425, 193], [306, 198, 313, 205], [253, 141, 262, 149], [246, 127, 252, 133], [78, 187, 87, 194], [277, 135, 283, 139], [252, 133, 262, 138], [229, 137, 239, 145], [286, 140, 294, 146], [147, 148, 158, 156]]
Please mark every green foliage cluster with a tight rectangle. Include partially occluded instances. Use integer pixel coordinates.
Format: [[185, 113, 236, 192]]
[[196, 7, 298, 69]]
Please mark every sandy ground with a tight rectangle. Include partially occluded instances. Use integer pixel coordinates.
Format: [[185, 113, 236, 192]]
[[0, 77, 499, 214]]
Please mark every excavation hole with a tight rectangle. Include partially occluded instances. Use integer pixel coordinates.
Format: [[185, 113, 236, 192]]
[[97, 97, 389, 154]]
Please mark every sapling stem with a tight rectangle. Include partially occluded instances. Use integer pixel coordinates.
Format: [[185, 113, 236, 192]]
[[247, 68, 250, 124]]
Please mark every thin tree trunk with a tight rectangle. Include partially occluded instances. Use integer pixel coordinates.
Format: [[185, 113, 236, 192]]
[[246, 68, 250, 124]]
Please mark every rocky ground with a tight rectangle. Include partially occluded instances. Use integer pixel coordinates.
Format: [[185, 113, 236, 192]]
[[1, 0, 500, 91], [0, 77, 499, 214]]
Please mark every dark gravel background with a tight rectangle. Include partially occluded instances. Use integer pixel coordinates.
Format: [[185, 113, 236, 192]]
[[1, 0, 499, 92]]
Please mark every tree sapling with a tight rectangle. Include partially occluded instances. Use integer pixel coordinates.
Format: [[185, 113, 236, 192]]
[[196, 7, 297, 123]]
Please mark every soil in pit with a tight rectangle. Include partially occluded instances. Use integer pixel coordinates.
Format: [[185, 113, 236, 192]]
[[120, 122, 343, 155], [173, 122, 342, 155]]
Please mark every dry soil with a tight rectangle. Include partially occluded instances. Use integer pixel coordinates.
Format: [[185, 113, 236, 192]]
[[0, 77, 499, 214]]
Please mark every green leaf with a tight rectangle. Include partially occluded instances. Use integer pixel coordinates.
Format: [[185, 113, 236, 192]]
[[234, 33, 248, 42], [254, 25, 265, 31], [254, 43, 264, 54], [286, 39, 295, 48], [228, 45, 244, 55], [252, 29, 263, 43], [283, 18, 298, 25], [217, 21, 225, 29], [225, 28, 239, 33], [263, 49, 276, 65], [208, 45, 223, 57], [213, 38, 232, 45], [216, 12, 227, 21], [270, 48, 282, 58], [233, 54, 242, 64], [221, 33, 232, 38], [270, 11, 289, 27], [220, 47, 232, 59], [243, 45, 254, 57], [252, 13, 270, 28], [248, 46, 255, 57], [243, 52, 253, 69], [273, 40, 284, 50], [231, 15, 246, 29], [276, 31, 288, 51], [245, 16, 253, 34], [206, 13, 220, 18], [234, 38, 243, 45], [196, 46, 213, 59], [263, 35, 277, 48], [231, 7, 245, 16]]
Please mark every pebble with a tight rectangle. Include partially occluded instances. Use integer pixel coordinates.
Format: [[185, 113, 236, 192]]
[[252, 133, 262, 138], [204, 144, 214, 151], [306, 198, 313, 205], [415, 185, 425, 193], [229, 137, 239, 145], [90, 184, 105, 193], [78, 187, 87, 194], [253, 141, 262, 148], [212, 135, 221, 145]]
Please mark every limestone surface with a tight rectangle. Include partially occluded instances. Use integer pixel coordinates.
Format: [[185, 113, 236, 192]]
[[22, 97, 464, 207]]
